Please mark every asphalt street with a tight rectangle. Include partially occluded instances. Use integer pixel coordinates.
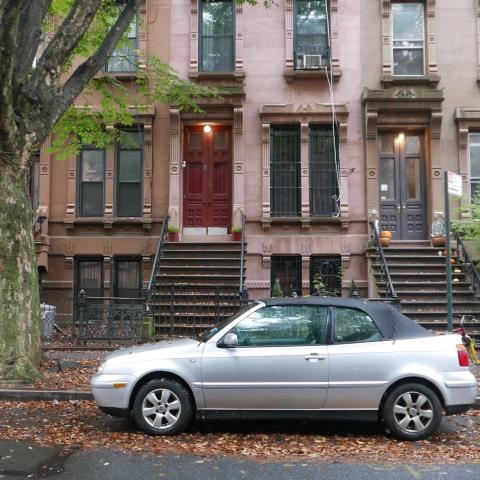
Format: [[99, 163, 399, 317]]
[[0, 439, 478, 480]]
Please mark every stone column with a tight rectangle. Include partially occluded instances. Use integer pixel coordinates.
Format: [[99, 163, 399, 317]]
[[233, 107, 245, 227], [169, 109, 181, 228]]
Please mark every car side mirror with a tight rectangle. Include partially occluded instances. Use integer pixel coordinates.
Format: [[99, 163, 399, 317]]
[[218, 332, 239, 348]]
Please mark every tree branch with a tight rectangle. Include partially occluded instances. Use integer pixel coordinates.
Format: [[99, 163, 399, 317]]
[[34, 0, 142, 140], [14, 0, 52, 87], [27, 0, 102, 103]]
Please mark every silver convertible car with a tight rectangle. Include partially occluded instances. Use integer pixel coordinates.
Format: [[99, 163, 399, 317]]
[[91, 298, 477, 440]]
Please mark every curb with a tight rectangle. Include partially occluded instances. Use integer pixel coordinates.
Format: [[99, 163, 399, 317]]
[[0, 390, 478, 409], [0, 389, 93, 401]]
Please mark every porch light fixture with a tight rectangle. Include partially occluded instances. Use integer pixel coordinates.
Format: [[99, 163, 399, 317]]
[[397, 132, 405, 142], [203, 124, 212, 134]]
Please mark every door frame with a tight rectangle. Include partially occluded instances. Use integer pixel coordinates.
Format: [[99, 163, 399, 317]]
[[378, 129, 429, 240], [181, 122, 234, 235]]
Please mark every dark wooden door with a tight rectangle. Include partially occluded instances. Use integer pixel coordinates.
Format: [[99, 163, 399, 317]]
[[183, 125, 232, 232], [379, 133, 426, 240]]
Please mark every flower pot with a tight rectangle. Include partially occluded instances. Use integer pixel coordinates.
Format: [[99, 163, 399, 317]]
[[168, 232, 179, 242], [380, 237, 391, 248], [431, 236, 446, 247], [379, 231, 392, 239], [232, 231, 242, 241]]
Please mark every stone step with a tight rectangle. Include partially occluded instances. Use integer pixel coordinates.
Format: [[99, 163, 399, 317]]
[[157, 266, 243, 276], [164, 242, 243, 252], [161, 257, 242, 266], [372, 263, 459, 273], [155, 274, 239, 285], [374, 272, 466, 280], [377, 281, 471, 290]]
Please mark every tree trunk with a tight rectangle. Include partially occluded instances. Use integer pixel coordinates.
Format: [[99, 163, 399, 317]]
[[0, 160, 40, 380]]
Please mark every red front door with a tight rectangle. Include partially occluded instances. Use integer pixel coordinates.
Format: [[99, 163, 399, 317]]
[[183, 125, 232, 232]]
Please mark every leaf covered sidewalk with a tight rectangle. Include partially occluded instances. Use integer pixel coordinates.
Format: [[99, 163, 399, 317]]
[[0, 400, 479, 464]]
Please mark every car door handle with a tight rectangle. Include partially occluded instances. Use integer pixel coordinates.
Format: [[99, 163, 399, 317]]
[[305, 354, 326, 361]]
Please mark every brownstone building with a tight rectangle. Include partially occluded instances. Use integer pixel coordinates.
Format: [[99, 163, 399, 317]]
[[35, 1, 480, 335]]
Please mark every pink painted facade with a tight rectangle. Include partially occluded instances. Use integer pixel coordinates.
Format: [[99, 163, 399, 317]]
[[169, 0, 366, 298]]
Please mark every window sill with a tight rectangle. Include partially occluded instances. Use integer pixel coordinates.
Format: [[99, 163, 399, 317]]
[[96, 71, 138, 81], [284, 67, 342, 83], [188, 70, 245, 83], [259, 216, 350, 233], [381, 74, 440, 88], [64, 216, 153, 233]]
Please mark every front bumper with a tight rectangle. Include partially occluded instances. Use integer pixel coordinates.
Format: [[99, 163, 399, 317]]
[[90, 373, 136, 410]]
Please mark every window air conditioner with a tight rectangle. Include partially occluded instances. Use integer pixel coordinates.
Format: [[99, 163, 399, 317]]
[[302, 54, 323, 70]]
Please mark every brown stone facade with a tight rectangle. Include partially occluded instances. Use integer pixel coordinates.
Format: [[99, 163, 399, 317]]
[[37, 0, 480, 309]]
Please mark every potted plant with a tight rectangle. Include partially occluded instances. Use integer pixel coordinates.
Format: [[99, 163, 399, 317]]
[[379, 230, 392, 247], [272, 278, 283, 298], [167, 225, 179, 241], [231, 226, 242, 241]]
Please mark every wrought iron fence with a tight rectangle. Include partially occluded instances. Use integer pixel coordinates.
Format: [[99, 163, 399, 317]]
[[40, 290, 145, 345]]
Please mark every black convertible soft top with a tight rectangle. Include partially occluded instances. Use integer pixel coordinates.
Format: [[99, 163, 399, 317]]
[[260, 297, 433, 340]]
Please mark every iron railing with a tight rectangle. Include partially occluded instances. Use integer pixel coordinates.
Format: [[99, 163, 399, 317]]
[[369, 221, 398, 301], [239, 212, 248, 303], [454, 232, 480, 299], [148, 215, 170, 293], [40, 290, 145, 344]]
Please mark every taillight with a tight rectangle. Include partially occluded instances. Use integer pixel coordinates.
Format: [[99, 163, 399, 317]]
[[457, 344, 469, 367]]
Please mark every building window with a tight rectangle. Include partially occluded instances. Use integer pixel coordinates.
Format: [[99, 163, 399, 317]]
[[113, 257, 142, 298], [78, 147, 105, 217], [469, 133, 480, 198], [309, 125, 339, 216], [271, 255, 302, 297], [310, 255, 341, 295], [76, 257, 104, 298], [295, 0, 329, 70], [116, 129, 143, 217], [29, 154, 40, 212], [106, 4, 137, 73], [200, 0, 234, 72], [392, 2, 424, 76], [270, 125, 301, 217]]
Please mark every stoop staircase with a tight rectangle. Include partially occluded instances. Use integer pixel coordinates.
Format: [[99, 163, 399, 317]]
[[151, 241, 246, 335], [369, 240, 480, 344]]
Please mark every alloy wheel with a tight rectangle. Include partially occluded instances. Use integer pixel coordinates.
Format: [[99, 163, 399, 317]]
[[392, 391, 434, 433], [141, 388, 182, 430]]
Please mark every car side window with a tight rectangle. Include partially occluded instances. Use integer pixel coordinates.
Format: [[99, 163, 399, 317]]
[[231, 306, 328, 347], [334, 307, 383, 344]]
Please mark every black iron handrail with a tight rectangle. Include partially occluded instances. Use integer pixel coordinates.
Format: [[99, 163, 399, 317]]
[[147, 215, 170, 295], [369, 221, 398, 300], [239, 212, 246, 295], [454, 232, 480, 298]]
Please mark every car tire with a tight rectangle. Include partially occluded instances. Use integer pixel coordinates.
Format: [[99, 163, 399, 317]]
[[132, 378, 193, 436], [382, 382, 442, 441]]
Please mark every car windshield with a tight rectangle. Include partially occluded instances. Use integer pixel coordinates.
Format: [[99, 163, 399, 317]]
[[197, 303, 259, 342]]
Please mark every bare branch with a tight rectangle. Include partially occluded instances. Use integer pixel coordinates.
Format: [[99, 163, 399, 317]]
[[38, 0, 142, 138], [27, 0, 102, 101], [14, 0, 52, 86]]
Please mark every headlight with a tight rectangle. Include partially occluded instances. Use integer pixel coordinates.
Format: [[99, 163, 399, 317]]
[[96, 363, 105, 375]]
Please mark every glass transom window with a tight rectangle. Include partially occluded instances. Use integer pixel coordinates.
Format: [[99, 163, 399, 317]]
[[392, 2, 424, 76]]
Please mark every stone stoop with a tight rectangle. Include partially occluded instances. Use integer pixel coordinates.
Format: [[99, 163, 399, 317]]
[[152, 242, 246, 335], [368, 241, 480, 344]]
